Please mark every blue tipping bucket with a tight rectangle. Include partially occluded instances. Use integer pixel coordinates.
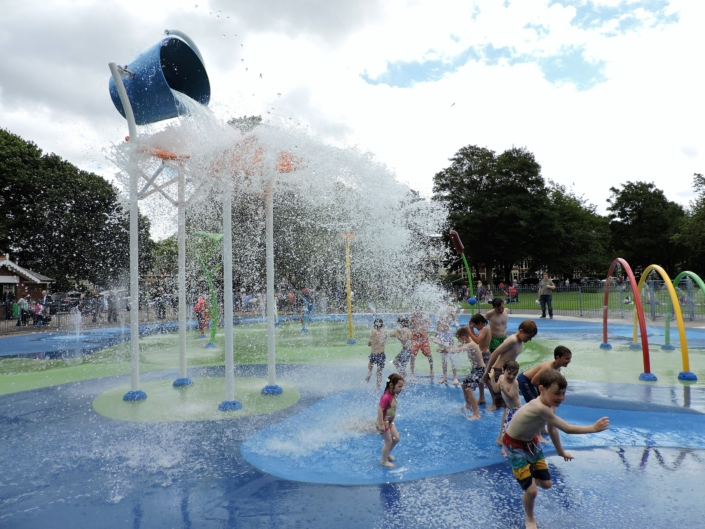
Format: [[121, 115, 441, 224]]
[[109, 32, 210, 125]]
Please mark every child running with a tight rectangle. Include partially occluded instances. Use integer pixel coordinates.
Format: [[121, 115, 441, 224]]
[[390, 316, 413, 380], [376, 373, 405, 467], [503, 369, 609, 529], [489, 360, 521, 456], [483, 320, 537, 411], [366, 318, 388, 391], [466, 313, 492, 404], [448, 326, 485, 420]]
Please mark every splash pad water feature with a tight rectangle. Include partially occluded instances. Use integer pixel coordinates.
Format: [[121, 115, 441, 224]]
[[2, 316, 705, 528], [4, 29, 705, 529]]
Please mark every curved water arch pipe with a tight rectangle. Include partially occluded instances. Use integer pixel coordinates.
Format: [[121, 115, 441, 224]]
[[661, 271, 702, 380], [601, 258, 655, 381], [633, 265, 696, 381]]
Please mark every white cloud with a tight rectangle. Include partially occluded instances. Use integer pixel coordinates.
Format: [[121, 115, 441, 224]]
[[0, 0, 703, 224]]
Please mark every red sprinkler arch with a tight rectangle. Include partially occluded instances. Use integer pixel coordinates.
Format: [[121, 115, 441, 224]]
[[602, 257, 656, 381]]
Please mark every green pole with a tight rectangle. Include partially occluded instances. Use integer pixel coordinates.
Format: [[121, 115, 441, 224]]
[[461, 253, 475, 316]]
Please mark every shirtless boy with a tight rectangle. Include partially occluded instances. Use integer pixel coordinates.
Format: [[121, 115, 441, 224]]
[[483, 320, 538, 411], [504, 369, 609, 529], [447, 326, 485, 420], [466, 313, 491, 403], [517, 346, 572, 404], [435, 304, 459, 385], [410, 308, 433, 381], [485, 298, 508, 356], [489, 360, 521, 455]]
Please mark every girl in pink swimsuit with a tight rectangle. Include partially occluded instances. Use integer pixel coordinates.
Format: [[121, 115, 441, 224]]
[[376, 373, 405, 467]]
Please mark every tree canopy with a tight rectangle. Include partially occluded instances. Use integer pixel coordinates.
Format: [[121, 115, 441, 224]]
[[607, 181, 685, 275], [0, 129, 154, 290]]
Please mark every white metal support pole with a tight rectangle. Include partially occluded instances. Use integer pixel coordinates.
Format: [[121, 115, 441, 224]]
[[219, 177, 241, 410], [173, 170, 192, 387], [262, 179, 282, 395], [110, 62, 145, 401]]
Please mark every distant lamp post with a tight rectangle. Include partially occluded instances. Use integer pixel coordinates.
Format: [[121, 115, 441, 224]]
[[341, 232, 356, 345], [449, 230, 475, 315]]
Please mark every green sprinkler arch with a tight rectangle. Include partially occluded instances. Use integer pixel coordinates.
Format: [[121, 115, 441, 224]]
[[660, 271, 704, 381]]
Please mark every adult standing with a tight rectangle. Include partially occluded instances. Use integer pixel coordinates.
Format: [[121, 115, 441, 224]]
[[107, 291, 117, 323], [17, 294, 29, 326], [90, 290, 101, 324], [537, 273, 556, 319], [4, 287, 15, 320]]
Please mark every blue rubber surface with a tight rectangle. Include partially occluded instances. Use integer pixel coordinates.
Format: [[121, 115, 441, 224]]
[[3, 317, 705, 528], [241, 383, 705, 485]]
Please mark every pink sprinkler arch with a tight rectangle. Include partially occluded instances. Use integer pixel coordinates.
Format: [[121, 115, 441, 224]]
[[601, 258, 657, 381]]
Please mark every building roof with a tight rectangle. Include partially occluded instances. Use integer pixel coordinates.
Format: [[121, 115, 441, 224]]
[[0, 255, 55, 284]]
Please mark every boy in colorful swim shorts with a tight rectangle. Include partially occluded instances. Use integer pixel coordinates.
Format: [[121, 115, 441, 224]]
[[448, 326, 485, 421], [483, 320, 537, 411], [366, 318, 388, 391], [504, 369, 609, 529], [489, 360, 521, 456], [410, 308, 433, 381], [391, 316, 413, 379]]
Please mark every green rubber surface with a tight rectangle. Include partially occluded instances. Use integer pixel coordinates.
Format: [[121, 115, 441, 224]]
[[92, 377, 300, 422]]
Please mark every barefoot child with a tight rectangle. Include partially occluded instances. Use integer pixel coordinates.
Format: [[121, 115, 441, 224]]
[[517, 345, 572, 404], [449, 326, 485, 420], [466, 313, 492, 404], [410, 308, 433, 381], [504, 369, 609, 529], [434, 304, 459, 385], [366, 318, 388, 391], [376, 373, 405, 467], [390, 316, 413, 379], [489, 360, 521, 456], [483, 320, 537, 411]]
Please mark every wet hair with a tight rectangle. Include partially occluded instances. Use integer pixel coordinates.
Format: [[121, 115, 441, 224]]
[[538, 368, 567, 391], [554, 345, 572, 359], [518, 319, 538, 337], [470, 314, 487, 325], [373, 318, 384, 329], [456, 326, 471, 340], [492, 298, 504, 309], [385, 373, 404, 393], [503, 360, 520, 375], [397, 316, 410, 328]]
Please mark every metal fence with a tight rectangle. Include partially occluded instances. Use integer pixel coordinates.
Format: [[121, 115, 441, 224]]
[[467, 280, 705, 321]]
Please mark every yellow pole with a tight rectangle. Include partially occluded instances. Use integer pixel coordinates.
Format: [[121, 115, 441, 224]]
[[633, 264, 695, 379], [342, 233, 356, 344]]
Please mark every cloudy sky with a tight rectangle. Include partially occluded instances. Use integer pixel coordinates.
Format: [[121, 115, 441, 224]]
[[1, 0, 703, 222]]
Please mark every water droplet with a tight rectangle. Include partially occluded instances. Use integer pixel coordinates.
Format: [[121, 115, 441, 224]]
[[222, 34, 225, 37], [245, 68, 248, 71], [194, 4, 198, 7]]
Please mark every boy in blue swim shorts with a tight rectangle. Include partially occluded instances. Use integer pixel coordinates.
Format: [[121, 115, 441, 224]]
[[503, 369, 610, 529]]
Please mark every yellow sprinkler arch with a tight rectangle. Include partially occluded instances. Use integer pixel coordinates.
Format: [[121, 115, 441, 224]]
[[633, 265, 697, 381]]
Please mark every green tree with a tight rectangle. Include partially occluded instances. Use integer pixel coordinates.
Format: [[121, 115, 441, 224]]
[[607, 181, 685, 275], [0, 129, 154, 290], [674, 173, 705, 276], [153, 234, 178, 276], [544, 182, 611, 277], [432, 145, 554, 282]]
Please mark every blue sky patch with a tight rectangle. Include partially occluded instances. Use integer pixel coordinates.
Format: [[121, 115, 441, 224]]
[[362, 43, 606, 91], [550, 0, 679, 33], [533, 45, 607, 90]]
